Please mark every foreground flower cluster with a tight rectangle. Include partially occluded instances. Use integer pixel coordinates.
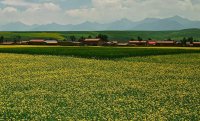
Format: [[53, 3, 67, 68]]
[[0, 52, 199, 120]]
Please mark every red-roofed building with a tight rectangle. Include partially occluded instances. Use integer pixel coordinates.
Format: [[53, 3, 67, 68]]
[[20, 41, 28, 45], [128, 41, 147, 46], [193, 42, 200, 47], [28, 39, 45, 45], [148, 41, 157, 46], [156, 41, 175, 46], [83, 38, 104, 46], [0, 42, 15, 45], [45, 40, 58, 45], [117, 43, 129, 46]]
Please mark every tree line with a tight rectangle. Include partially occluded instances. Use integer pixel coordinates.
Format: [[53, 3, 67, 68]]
[[131, 36, 199, 42], [0, 35, 21, 43], [65, 34, 108, 42]]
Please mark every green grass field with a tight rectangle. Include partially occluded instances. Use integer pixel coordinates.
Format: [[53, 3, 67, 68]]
[[1, 29, 200, 41], [0, 46, 200, 120], [0, 46, 200, 59]]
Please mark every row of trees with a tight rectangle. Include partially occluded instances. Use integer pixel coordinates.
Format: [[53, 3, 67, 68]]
[[0, 36, 4, 43], [68, 35, 198, 44], [131, 36, 143, 41], [65, 34, 108, 42], [131, 36, 199, 42], [131, 36, 176, 41], [0, 35, 21, 43], [180, 37, 195, 46]]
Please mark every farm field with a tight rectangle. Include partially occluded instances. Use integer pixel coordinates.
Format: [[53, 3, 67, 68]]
[[0, 46, 200, 120], [1, 29, 200, 41], [1, 46, 200, 59]]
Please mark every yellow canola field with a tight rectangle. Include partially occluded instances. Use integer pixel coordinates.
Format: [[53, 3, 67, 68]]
[[0, 53, 199, 120]]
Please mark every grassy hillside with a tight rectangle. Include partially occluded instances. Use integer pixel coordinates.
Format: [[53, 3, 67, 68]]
[[0, 50, 199, 120], [0, 29, 200, 42]]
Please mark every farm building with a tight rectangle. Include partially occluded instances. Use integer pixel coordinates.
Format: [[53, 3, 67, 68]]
[[20, 41, 28, 45], [176, 41, 182, 47], [186, 42, 193, 47], [112, 41, 118, 45], [45, 40, 58, 45], [104, 41, 118, 46], [147, 41, 157, 46], [156, 41, 176, 46], [28, 39, 45, 45], [193, 42, 200, 47], [128, 41, 147, 46], [72, 42, 82, 46], [83, 38, 104, 46], [117, 43, 128, 46], [0, 42, 15, 45]]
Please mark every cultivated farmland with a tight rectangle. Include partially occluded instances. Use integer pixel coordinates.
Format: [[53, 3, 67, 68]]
[[0, 46, 200, 120]]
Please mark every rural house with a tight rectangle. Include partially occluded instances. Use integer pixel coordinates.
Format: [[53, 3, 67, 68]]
[[186, 42, 193, 47], [193, 42, 200, 47], [72, 42, 82, 46], [156, 41, 176, 46], [45, 40, 58, 45], [128, 41, 147, 46], [20, 41, 28, 45], [28, 39, 46, 45], [0, 42, 15, 45], [117, 43, 129, 46], [175, 41, 182, 47], [104, 41, 118, 46], [83, 38, 104, 46], [147, 41, 157, 46]]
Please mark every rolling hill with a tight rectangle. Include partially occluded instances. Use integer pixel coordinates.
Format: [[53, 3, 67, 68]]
[[0, 29, 200, 41]]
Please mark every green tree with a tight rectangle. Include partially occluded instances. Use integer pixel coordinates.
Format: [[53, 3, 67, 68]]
[[13, 36, 21, 44], [188, 37, 193, 44], [181, 37, 187, 46], [130, 38, 135, 41], [70, 36, 76, 42], [0, 36, 4, 43], [96, 34, 108, 42], [167, 38, 172, 41], [79, 36, 85, 42], [137, 36, 143, 41], [88, 35, 92, 39]]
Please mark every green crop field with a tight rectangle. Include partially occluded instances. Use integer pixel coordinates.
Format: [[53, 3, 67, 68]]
[[0, 46, 200, 120], [1, 46, 200, 59], [1, 29, 200, 41]]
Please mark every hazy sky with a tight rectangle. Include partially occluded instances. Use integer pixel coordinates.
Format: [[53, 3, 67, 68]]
[[0, 0, 200, 25]]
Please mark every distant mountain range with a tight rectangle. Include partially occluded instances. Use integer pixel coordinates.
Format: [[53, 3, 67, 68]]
[[1, 16, 200, 31]]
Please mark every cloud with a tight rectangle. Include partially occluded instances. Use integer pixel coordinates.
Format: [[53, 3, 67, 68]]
[[1, 6, 17, 13], [1, 0, 34, 7], [25, 2, 61, 12], [65, 0, 200, 23], [1, 0, 200, 25], [19, 2, 62, 25], [0, 7, 19, 24], [0, 1, 62, 25]]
